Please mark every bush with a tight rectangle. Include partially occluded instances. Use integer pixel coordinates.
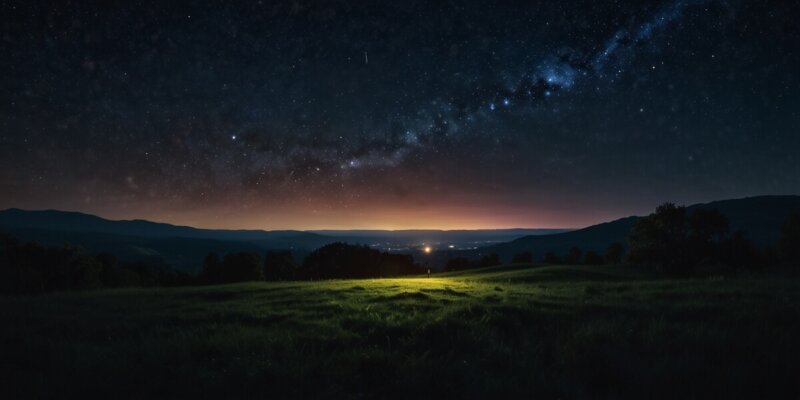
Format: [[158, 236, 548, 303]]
[[584, 251, 604, 265], [543, 251, 562, 264], [477, 253, 501, 268], [445, 257, 471, 271], [512, 251, 533, 263]]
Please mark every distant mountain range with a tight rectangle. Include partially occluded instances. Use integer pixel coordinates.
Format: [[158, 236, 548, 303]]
[[2, 195, 797, 271], [475, 195, 800, 261], [0, 208, 563, 272]]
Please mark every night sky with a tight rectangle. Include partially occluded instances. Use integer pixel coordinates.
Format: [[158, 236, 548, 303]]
[[1, 0, 799, 229]]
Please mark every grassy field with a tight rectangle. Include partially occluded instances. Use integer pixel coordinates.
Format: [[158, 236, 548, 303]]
[[2, 264, 799, 399]]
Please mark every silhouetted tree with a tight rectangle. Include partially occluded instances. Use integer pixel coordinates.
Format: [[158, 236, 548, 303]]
[[512, 251, 533, 263], [124, 257, 175, 287], [605, 242, 624, 264], [98, 252, 140, 287], [584, 251, 604, 265], [689, 208, 730, 244], [264, 250, 297, 281], [543, 251, 562, 264], [477, 253, 500, 268], [300, 242, 420, 279], [201, 251, 223, 284], [719, 231, 759, 270], [628, 203, 691, 275], [0, 237, 102, 293], [97, 253, 118, 285], [0, 235, 19, 292], [379, 253, 419, 276], [781, 213, 800, 268], [0, 234, 192, 293], [687, 208, 730, 266], [564, 246, 582, 264], [760, 246, 782, 269], [445, 257, 471, 271], [221, 252, 264, 283], [628, 204, 739, 275]]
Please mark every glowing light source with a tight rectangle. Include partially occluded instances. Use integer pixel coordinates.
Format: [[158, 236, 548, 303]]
[[423, 246, 432, 254]]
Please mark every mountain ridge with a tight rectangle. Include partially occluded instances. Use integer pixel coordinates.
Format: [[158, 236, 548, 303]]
[[476, 195, 800, 261]]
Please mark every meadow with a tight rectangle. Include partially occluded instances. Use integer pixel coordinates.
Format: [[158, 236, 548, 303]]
[[2, 264, 799, 399]]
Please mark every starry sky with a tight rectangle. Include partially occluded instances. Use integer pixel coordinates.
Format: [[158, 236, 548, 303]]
[[1, 0, 799, 229]]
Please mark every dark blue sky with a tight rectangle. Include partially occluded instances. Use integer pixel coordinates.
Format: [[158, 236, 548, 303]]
[[1, 0, 798, 229]]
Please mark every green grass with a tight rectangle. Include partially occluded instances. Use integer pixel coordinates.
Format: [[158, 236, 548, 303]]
[[2, 264, 799, 398]]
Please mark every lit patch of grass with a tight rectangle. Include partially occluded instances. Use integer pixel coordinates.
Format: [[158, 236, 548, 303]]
[[1, 265, 799, 398]]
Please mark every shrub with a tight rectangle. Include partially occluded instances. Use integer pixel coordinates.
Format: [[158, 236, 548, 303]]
[[512, 251, 533, 263]]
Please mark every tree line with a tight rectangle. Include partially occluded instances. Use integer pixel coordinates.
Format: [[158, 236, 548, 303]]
[[2, 206, 799, 293], [444, 242, 626, 272], [0, 238, 423, 294], [626, 204, 800, 275], [444, 253, 501, 272], [198, 242, 422, 283], [447, 205, 800, 276], [0, 234, 193, 294]]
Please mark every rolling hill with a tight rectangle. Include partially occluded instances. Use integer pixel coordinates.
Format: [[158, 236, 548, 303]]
[[0, 209, 337, 272], [0, 209, 558, 272], [477, 195, 800, 261]]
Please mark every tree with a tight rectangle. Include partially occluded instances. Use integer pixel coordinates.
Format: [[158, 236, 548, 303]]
[[302, 243, 379, 279], [124, 257, 174, 287], [543, 251, 561, 264], [201, 252, 223, 284], [69, 251, 103, 290], [264, 250, 297, 281], [477, 253, 500, 268], [97, 253, 118, 285], [0, 238, 104, 293], [512, 251, 533, 263], [222, 252, 264, 283], [379, 253, 419, 276], [687, 208, 730, 266], [300, 242, 420, 279], [719, 231, 759, 270], [564, 246, 582, 264], [445, 257, 471, 271], [605, 242, 624, 264], [781, 213, 800, 268], [584, 251, 604, 265], [0, 233, 191, 293], [689, 208, 729, 244], [627, 203, 690, 275]]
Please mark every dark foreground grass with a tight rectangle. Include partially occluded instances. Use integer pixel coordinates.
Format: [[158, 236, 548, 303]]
[[2, 265, 799, 399]]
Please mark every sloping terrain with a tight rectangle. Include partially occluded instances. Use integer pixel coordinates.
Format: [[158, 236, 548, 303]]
[[480, 195, 800, 260], [1, 265, 798, 398]]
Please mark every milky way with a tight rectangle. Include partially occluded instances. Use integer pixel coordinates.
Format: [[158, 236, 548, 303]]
[[1, 0, 799, 229], [357, 0, 719, 170]]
